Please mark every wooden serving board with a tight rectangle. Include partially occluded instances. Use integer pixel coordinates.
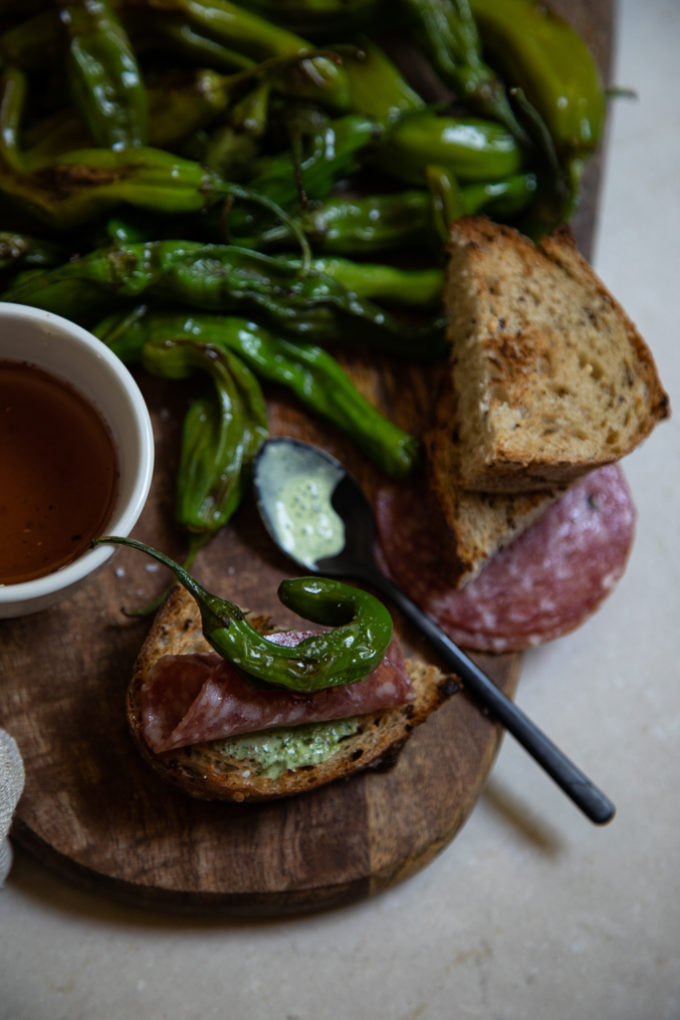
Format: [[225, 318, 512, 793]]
[[0, 0, 611, 917]]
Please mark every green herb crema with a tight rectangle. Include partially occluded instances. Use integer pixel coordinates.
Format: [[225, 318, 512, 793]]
[[216, 718, 360, 779]]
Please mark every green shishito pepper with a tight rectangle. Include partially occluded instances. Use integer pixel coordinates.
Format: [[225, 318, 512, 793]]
[[59, 0, 149, 150], [120, 0, 353, 111], [371, 110, 524, 186], [469, 0, 605, 162], [0, 145, 304, 233], [94, 536, 393, 691], [253, 175, 537, 255], [0, 69, 304, 234], [3, 241, 447, 357], [97, 309, 420, 478], [246, 111, 382, 210], [140, 337, 269, 538], [399, 0, 527, 141]]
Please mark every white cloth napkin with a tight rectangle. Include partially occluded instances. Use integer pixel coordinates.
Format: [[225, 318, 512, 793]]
[[0, 729, 25, 885]]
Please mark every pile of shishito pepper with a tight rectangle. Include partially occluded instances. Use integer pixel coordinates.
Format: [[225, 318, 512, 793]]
[[0, 0, 606, 564]]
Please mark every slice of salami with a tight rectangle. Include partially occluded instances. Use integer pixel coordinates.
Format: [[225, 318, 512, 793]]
[[141, 633, 414, 753], [375, 465, 636, 653]]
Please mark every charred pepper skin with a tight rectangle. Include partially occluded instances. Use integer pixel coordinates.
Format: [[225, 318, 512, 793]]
[[93, 537, 394, 692]]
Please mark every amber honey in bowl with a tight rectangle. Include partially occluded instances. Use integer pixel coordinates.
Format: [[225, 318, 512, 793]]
[[0, 359, 119, 584]]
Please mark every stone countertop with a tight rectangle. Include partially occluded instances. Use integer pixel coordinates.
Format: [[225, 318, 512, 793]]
[[2, 1, 679, 1017]]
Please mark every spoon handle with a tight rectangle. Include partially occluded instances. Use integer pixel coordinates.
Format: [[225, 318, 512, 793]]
[[364, 566, 615, 825]]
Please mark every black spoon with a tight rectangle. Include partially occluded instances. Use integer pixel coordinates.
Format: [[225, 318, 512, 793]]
[[253, 437, 615, 826]]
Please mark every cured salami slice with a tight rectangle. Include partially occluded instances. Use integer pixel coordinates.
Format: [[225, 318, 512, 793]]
[[141, 633, 414, 753], [374, 465, 636, 653]]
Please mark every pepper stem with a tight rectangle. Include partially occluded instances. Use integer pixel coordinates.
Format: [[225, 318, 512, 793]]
[[93, 535, 238, 632]]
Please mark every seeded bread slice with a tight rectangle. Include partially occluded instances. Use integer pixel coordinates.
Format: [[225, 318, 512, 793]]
[[442, 217, 669, 493], [427, 371, 562, 586], [127, 586, 458, 802]]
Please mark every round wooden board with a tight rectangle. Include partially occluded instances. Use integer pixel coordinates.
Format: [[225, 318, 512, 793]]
[[2, 370, 520, 917], [0, 0, 611, 917]]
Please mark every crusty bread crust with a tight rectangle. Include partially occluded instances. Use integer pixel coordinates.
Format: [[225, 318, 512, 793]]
[[440, 217, 669, 493], [128, 586, 459, 802], [424, 216, 669, 586]]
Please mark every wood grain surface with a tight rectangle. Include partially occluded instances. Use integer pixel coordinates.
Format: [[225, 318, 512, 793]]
[[0, 0, 612, 918]]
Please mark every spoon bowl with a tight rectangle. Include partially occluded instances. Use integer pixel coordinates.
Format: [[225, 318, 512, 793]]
[[254, 436, 616, 825]]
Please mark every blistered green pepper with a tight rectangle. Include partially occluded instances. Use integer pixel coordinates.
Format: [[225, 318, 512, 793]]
[[240, 110, 382, 212], [4, 240, 447, 356], [425, 165, 538, 239], [255, 190, 437, 254], [58, 0, 149, 149], [140, 337, 268, 540], [248, 174, 537, 255], [95, 309, 421, 477], [371, 110, 524, 185], [399, 0, 526, 140], [469, 0, 605, 162], [94, 536, 394, 691]]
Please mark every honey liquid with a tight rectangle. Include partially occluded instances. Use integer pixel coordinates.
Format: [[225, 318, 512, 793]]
[[0, 360, 119, 584]]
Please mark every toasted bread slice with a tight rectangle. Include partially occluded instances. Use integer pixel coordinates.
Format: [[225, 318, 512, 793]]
[[427, 371, 562, 586], [442, 217, 669, 493], [127, 586, 458, 802]]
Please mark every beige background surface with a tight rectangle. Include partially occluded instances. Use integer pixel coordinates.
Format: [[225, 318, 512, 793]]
[[2, 1, 679, 1017]]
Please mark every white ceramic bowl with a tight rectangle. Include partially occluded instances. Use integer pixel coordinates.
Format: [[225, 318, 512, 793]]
[[0, 303, 154, 617]]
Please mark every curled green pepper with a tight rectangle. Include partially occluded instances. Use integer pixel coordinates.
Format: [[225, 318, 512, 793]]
[[94, 536, 394, 691], [176, 393, 247, 544]]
